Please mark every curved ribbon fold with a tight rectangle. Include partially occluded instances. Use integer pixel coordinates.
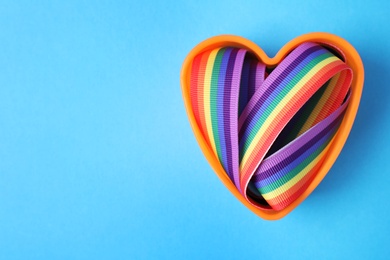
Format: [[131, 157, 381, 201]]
[[190, 43, 352, 211]]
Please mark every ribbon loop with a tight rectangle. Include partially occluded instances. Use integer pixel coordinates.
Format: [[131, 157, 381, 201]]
[[190, 42, 352, 211]]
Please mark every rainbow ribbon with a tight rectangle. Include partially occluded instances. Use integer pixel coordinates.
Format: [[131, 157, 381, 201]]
[[190, 42, 352, 211]]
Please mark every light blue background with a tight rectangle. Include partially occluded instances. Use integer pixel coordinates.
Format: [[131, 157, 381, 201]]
[[0, 0, 389, 259]]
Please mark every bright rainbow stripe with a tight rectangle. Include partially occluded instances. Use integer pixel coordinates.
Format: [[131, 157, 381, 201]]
[[190, 42, 352, 210]]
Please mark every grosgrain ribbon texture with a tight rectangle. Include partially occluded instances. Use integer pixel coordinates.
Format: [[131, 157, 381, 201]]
[[181, 33, 364, 220]]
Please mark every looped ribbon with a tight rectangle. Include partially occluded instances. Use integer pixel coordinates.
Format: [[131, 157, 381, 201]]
[[190, 42, 353, 211]]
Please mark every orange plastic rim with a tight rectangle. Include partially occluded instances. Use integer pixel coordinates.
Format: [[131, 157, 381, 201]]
[[180, 32, 364, 220]]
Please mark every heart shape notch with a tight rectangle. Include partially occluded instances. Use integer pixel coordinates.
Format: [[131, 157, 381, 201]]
[[181, 33, 364, 220]]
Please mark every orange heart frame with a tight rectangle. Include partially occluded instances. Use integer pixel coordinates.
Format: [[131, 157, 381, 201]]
[[180, 32, 364, 220]]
